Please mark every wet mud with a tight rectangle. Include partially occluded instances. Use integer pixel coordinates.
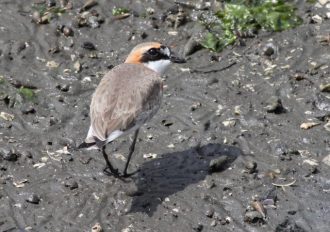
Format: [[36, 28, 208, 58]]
[[0, 1, 330, 231]]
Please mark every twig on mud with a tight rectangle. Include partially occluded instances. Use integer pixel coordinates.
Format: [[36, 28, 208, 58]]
[[190, 61, 237, 74], [318, 34, 330, 46], [4, 76, 38, 89], [272, 179, 296, 191], [46, 150, 63, 162]]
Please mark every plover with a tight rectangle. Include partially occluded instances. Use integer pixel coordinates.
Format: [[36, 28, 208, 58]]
[[79, 42, 185, 177]]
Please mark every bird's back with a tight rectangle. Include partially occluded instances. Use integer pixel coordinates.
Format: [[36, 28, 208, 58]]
[[85, 63, 163, 143]]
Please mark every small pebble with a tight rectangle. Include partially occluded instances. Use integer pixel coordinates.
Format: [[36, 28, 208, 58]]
[[205, 206, 214, 218], [21, 151, 33, 159], [26, 193, 40, 204], [207, 77, 219, 85], [326, 12, 330, 19], [1, 148, 19, 161], [205, 179, 216, 189], [60, 0, 68, 7], [213, 211, 222, 221], [222, 119, 236, 127], [190, 102, 202, 111], [82, 42, 96, 50], [251, 200, 266, 218], [287, 210, 296, 215], [47, 0, 56, 7], [90, 9, 99, 17], [234, 105, 241, 115], [56, 84, 70, 92], [314, 93, 330, 111], [244, 161, 257, 174], [91, 222, 102, 232], [21, 105, 36, 114], [263, 43, 277, 57], [225, 216, 231, 223], [167, 143, 175, 148], [0, 111, 14, 121], [209, 156, 230, 173], [143, 153, 157, 159], [262, 198, 275, 206], [32, 11, 41, 23], [58, 96, 65, 103], [64, 179, 78, 190], [46, 60, 59, 68], [220, 219, 228, 225], [140, 31, 148, 39], [88, 16, 100, 28], [49, 116, 58, 126], [323, 121, 330, 132], [244, 211, 264, 223], [63, 26, 74, 37], [265, 96, 285, 114], [311, 14, 323, 24], [80, 0, 98, 13], [125, 185, 143, 197], [161, 119, 173, 127], [82, 76, 92, 83], [49, 45, 60, 54], [193, 223, 203, 232], [184, 37, 202, 56], [74, 61, 82, 73], [300, 122, 320, 130], [15, 42, 27, 55], [273, 143, 288, 156], [210, 220, 217, 227], [320, 83, 330, 92]]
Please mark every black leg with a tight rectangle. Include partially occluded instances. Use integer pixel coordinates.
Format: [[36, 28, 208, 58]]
[[102, 146, 119, 176], [123, 129, 140, 177]]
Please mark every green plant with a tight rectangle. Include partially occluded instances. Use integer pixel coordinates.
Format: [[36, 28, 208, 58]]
[[201, 0, 302, 52], [112, 7, 129, 16], [32, 3, 66, 16], [18, 87, 36, 102], [0, 76, 4, 85]]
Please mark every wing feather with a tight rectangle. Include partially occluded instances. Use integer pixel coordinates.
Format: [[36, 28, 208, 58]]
[[85, 64, 162, 143]]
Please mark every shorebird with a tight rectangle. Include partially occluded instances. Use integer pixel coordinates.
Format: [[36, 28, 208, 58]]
[[78, 42, 185, 177]]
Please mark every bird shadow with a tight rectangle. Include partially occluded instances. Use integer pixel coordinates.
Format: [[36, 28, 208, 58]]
[[128, 143, 243, 216]]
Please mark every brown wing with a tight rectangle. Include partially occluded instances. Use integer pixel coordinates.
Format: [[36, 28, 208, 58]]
[[86, 64, 162, 143]]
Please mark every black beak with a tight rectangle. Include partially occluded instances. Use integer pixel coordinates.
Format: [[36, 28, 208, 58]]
[[170, 55, 186, 63]]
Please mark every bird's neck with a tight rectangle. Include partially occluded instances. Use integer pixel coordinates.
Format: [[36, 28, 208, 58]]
[[142, 60, 171, 75]]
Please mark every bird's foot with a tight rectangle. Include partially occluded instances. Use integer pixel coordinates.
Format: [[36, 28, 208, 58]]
[[103, 166, 120, 177], [103, 166, 140, 178], [122, 168, 140, 178]]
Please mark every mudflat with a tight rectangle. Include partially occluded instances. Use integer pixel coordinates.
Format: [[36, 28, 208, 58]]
[[0, 1, 329, 231]]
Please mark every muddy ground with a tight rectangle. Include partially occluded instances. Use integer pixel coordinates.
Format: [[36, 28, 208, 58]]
[[0, 0, 330, 231]]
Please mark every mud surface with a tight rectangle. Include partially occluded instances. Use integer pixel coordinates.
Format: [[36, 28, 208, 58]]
[[0, 1, 330, 231]]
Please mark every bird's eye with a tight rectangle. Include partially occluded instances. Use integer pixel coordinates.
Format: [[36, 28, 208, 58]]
[[148, 48, 158, 56]]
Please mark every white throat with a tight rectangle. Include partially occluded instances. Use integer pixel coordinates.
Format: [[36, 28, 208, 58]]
[[143, 59, 171, 75]]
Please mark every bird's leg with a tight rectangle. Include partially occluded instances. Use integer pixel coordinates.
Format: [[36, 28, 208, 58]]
[[102, 146, 119, 176], [123, 129, 140, 177]]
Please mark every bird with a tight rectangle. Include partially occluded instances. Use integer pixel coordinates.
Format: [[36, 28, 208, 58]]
[[78, 42, 185, 177]]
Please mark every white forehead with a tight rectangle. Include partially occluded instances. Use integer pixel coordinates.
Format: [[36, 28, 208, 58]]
[[160, 46, 171, 57]]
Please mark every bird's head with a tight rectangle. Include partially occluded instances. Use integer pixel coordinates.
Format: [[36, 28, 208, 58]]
[[125, 42, 185, 75]]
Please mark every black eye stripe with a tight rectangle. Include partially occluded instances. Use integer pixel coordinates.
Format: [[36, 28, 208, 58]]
[[140, 47, 170, 63], [148, 48, 158, 56]]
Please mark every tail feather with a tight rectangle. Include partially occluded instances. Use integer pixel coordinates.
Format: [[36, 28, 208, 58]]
[[78, 137, 106, 149], [77, 142, 96, 149]]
